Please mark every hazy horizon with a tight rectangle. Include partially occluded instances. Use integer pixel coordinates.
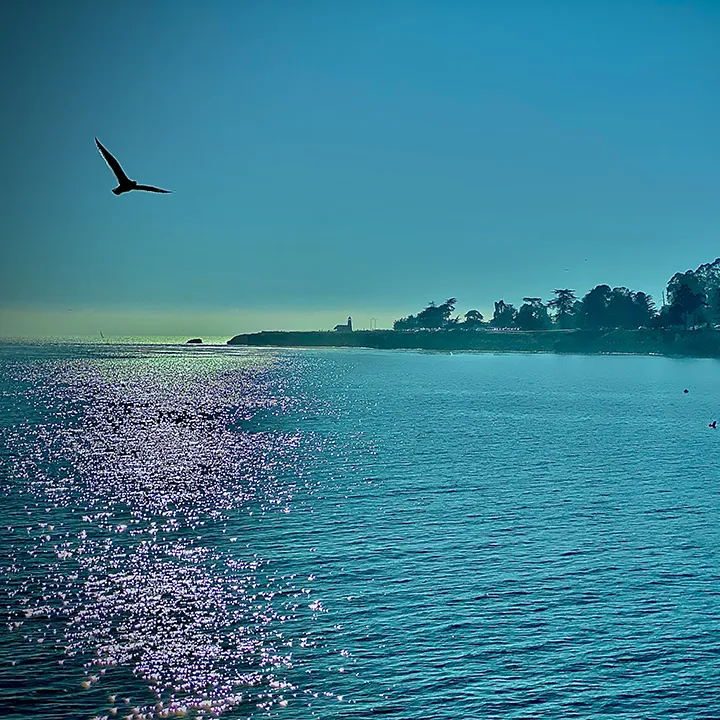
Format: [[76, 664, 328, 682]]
[[0, 305, 408, 339]]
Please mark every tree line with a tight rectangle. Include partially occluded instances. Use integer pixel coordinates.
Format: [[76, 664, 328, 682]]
[[393, 258, 720, 332]]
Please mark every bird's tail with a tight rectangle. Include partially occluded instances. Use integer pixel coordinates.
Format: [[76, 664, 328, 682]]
[[112, 186, 123, 195]]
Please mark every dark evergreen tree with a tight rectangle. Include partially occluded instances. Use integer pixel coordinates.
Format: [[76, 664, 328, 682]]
[[694, 258, 720, 320], [490, 300, 517, 328], [393, 314, 418, 330], [577, 285, 612, 329], [667, 272, 707, 329], [463, 310, 484, 329], [415, 301, 444, 329], [606, 287, 637, 329], [632, 291, 657, 327], [396, 299, 458, 330], [548, 289, 577, 328], [516, 298, 552, 330]]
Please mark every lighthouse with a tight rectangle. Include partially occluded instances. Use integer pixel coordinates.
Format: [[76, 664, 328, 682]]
[[334, 316, 353, 332]]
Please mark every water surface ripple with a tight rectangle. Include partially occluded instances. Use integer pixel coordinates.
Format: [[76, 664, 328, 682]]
[[2, 343, 720, 718]]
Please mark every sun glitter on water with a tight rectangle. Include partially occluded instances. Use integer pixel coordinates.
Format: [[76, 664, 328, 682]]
[[1, 344, 353, 719]]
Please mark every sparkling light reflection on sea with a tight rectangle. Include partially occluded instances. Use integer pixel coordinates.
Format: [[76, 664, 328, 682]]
[[2, 342, 720, 719]]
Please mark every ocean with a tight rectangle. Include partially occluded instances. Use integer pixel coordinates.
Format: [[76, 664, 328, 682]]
[[1, 341, 720, 719]]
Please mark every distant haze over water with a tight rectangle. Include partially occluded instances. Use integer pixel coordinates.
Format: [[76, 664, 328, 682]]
[[0, 308, 405, 339]]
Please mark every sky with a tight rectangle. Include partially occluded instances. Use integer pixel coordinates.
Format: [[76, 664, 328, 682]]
[[1, 0, 719, 337]]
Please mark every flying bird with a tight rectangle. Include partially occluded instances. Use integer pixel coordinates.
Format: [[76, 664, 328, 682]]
[[95, 138, 171, 195]]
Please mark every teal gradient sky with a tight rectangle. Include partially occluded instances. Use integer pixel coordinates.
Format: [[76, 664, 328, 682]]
[[1, 0, 719, 336]]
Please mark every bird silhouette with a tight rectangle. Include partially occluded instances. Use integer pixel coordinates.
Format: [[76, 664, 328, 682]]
[[95, 138, 171, 195]]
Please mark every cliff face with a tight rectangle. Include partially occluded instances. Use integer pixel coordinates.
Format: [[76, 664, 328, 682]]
[[227, 328, 720, 358]]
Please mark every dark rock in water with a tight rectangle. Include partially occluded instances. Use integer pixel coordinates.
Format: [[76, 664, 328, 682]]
[[186, 338, 203, 344], [684, 388, 689, 393]]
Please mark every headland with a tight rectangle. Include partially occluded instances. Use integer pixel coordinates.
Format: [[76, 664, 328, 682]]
[[227, 328, 720, 359]]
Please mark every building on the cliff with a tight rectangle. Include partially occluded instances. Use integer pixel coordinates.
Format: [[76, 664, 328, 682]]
[[334, 316, 353, 332]]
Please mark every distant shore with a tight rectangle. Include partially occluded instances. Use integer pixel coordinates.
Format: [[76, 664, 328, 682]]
[[227, 328, 720, 359]]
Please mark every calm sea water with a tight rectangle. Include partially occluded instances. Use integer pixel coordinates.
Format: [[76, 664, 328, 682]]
[[2, 342, 720, 719]]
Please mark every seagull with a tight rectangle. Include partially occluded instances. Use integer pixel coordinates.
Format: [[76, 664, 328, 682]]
[[95, 138, 171, 195]]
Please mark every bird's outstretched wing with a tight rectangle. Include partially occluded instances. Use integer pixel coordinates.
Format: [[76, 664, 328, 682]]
[[135, 184, 172, 194], [95, 138, 131, 184]]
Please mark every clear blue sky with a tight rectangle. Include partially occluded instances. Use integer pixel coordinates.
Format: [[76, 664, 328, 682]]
[[1, 0, 719, 336]]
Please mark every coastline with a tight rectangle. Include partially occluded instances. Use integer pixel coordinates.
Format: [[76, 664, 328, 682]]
[[227, 328, 720, 359]]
